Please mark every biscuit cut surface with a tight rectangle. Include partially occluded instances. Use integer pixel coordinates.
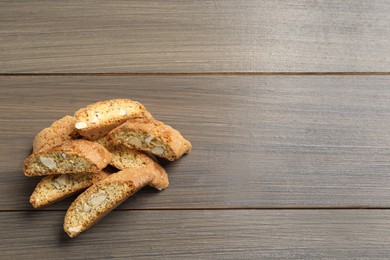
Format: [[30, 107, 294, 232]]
[[74, 99, 153, 140], [33, 115, 79, 153], [97, 138, 169, 190], [64, 169, 153, 237], [107, 118, 192, 161], [24, 139, 112, 177], [30, 171, 108, 208]]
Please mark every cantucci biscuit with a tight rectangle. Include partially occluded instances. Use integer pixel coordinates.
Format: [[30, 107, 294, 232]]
[[111, 148, 169, 191], [97, 137, 169, 190], [107, 118, 192, 161], [74, 99, 153, 140], [30, 171, 108, 208], [33, 115, 79, 153], [64, 169, 153, 237], [24, 139, 112, 177]]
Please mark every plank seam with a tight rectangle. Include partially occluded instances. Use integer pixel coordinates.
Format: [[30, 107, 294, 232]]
[[0, 72, 389, 77], [2, 207, 390, 212]]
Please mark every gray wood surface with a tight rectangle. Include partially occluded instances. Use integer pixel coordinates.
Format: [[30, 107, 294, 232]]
[[2, 1, 390, 258], [1, 76, 390, 210], [1, 210, 390, 259], [1, 0, 389, 73]]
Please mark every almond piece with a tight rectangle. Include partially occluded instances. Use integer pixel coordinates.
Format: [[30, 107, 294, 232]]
[[89, 193, 106, 207], [128, 138, 143, 147], [118, 107, 127, 116], [144, 135, 154, 145], [83, 203, 91, 213], [68, 226, 82, 233], [75, 121, 87, 129], [55, 174, 68, 186], [39, 156, 57, 170], [151, 146, 164, 155], [53, 181, 62, 189], [90, 116, 99, 124], [60, 152, 67, 159]]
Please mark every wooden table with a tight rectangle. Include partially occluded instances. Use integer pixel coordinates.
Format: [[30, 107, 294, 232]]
[[1, 1, 390, 259]]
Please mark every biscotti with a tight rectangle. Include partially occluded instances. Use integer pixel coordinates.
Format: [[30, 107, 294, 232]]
[[23, 98, 192, 238], [64, 169, 154, 237], [74, 99, 153, 140], [111, 147, 169, 190], [30, 171, 108, 208], [33, 115, 79, 153], [97, 137, 169, 190], [107, 118, 192, 161], [24, 139, 112, 177]]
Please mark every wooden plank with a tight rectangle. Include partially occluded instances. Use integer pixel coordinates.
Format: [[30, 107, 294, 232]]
[[1, 76, 390, 210], [0, 0, 389, 73], [1, 210, 390, 258]]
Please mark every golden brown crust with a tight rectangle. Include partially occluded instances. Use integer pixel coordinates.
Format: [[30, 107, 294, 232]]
[[33, 115, 79, 153], [74, 99, 153, 140], [24, 140, 112, 176], [148, 162, 169, 191], [29, 171, 108, 208], [64, 169, 153, 237], [59, 140, 112, 169], [107, 118, 192, 161]]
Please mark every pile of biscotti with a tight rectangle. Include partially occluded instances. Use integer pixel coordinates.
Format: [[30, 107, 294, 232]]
[[23, 99, 191, 238]]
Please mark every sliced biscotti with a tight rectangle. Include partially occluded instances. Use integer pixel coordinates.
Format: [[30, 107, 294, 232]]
[[97, 137, 168, 190], [24, 139, 112, 177], [64, 168, 154, 237], [107, 118, 192, 161], [111, 147, 169, 190], [97, 138, 169, 190], [74, 99, 153, 140], [30, 171, 108, 208], [33, 115, 79, 153]]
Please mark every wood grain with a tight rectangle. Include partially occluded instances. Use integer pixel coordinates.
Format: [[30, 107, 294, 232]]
[[1, 76, 390, 210], [1, 0, 389, 73], [1, 210, 390, 259]]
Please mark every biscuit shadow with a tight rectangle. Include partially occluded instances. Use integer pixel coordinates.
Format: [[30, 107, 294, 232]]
[[57, 226, 74, 244]]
